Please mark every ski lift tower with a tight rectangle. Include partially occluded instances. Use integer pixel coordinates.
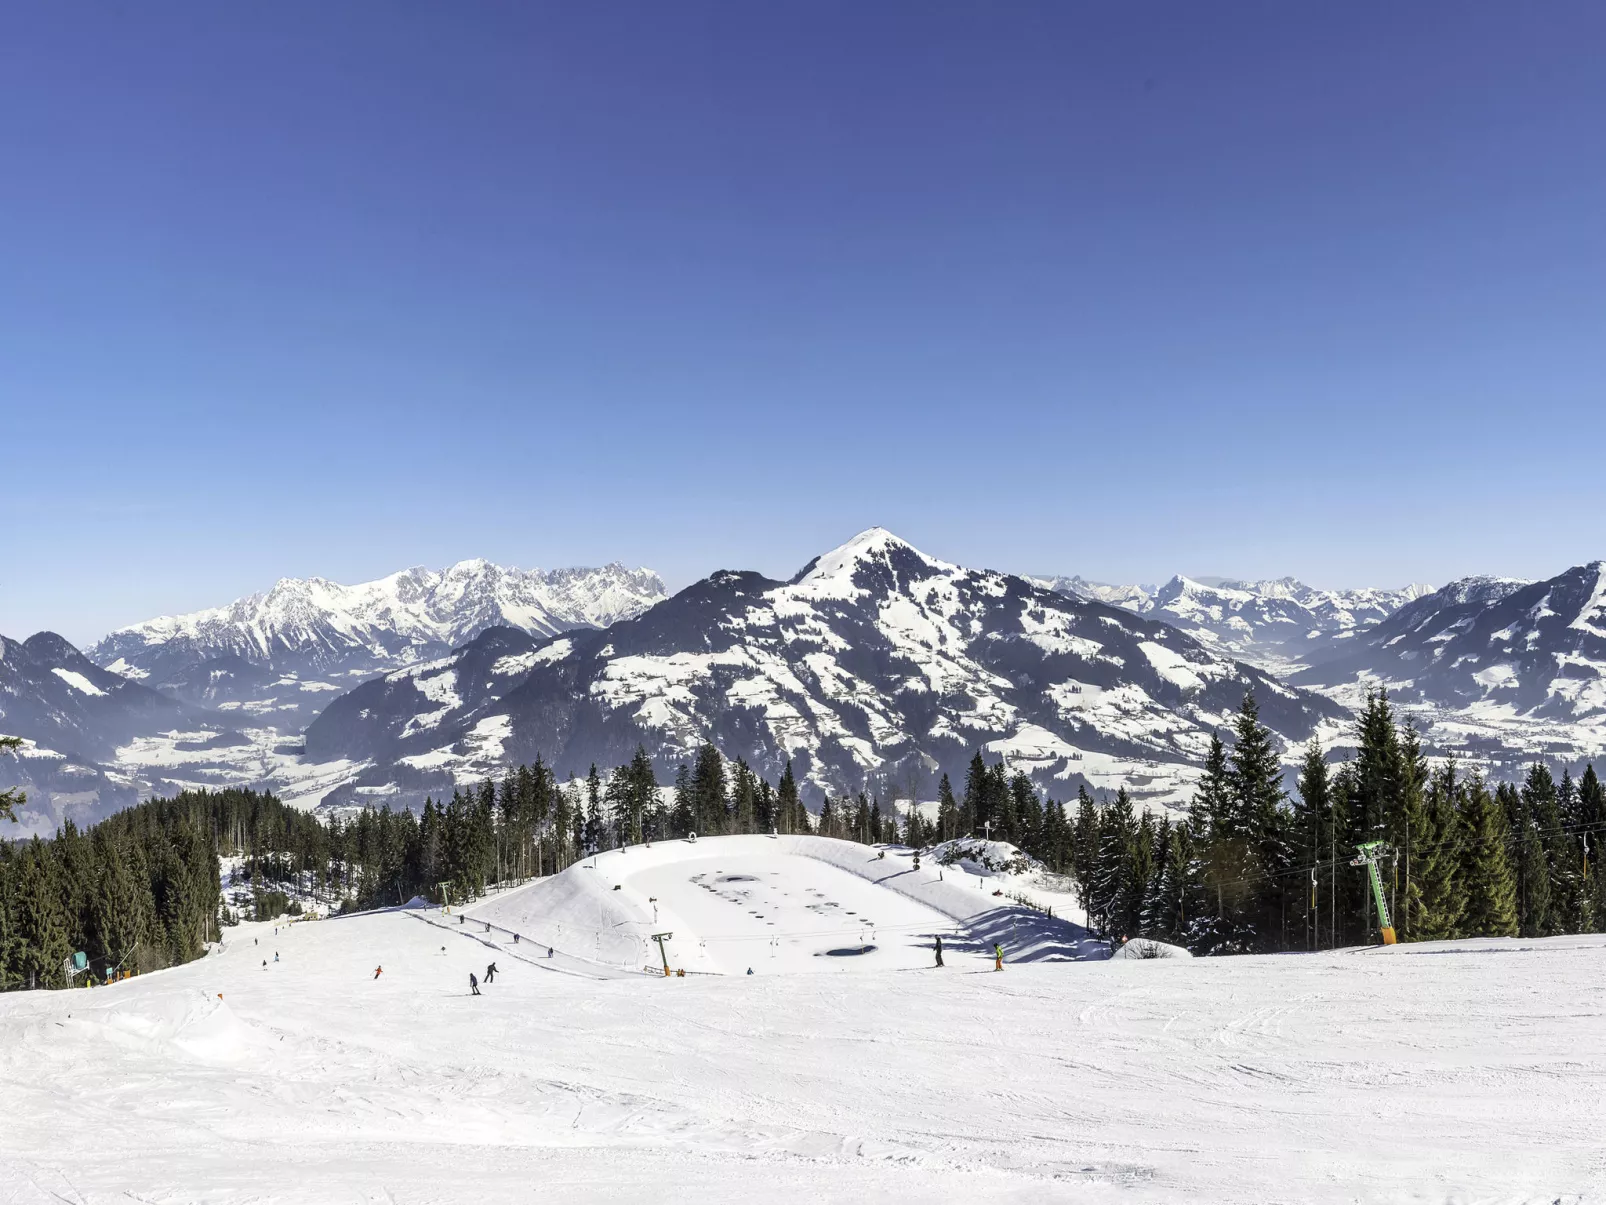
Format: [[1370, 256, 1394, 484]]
[[1350, 841, 1397, 945]]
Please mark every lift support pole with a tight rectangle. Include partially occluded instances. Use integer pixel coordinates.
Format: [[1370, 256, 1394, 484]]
[[1350, 841, 1397, 945], [651, 932, 674, 976]]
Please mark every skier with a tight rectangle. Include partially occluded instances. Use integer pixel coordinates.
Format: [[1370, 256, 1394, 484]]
[[934, 935, 944, 968], [746, 967, 754, 975], [469, 972, 480, 996], [993, 942, 1004, 972], [274, 951, 279, 963], [485, 962, 498, 984], [254, 938, 258, 946], [373, 966, 383, 980], [261, 960, 267, 968], [547, 946, 554, 959]]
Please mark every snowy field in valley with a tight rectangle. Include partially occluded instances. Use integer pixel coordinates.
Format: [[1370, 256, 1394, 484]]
[[1, 837, 1602, 1203]]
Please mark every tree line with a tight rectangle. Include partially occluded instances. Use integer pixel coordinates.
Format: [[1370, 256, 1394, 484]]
[[1071, 689, 1606, 954], [8, 698, 1606, 989]]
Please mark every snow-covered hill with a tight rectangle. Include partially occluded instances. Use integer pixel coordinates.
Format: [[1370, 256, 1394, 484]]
[[1033, 573, 1432, 671], [88, 559, 666, 725], [306, 529, 1344, 811]]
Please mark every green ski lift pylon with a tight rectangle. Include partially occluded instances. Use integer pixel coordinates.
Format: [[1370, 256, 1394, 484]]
[[651, 932, 674, 977], [1349, 841, 1397, 945]]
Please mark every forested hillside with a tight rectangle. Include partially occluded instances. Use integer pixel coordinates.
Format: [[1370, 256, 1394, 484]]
[[7, 684, 1606, 990]]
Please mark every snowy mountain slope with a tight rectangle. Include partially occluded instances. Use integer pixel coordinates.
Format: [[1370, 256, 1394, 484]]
[[0, 631, 213, 763], [1033, 573, 1433, 670], [307, 530, 1344, 811], [1293, 565, 1606, 761], [88, 559, 666, 725], [0, 631, 224, 834]]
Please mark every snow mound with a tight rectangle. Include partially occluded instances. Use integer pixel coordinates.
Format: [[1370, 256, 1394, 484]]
[[928, 839, 1040, 877], [1110, 938, 1193, 960]]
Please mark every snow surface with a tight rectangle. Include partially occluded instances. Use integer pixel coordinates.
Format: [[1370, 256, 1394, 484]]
[[49, 667, 107, 696], [2, 840, 1600, 1203]]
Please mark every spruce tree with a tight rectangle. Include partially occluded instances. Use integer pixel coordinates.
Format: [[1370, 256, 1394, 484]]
[[670, 764, 693, 837], [776, 760, 802, 835], [1190, 733, 1231, 842], [1411, 761, 1468, 941], [935, 773, 959, 842], [1294, 739, 1332, 948], [1459, 775, 1518, 937], [0, 735, 24, 825]]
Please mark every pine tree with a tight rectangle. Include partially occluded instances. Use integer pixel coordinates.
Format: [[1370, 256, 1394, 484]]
[[961, 753, 986, 837], [670, 764, 693, 837], [1411, 761, 1468, 941], [1514, 765, 1554, 937], [1294, 740, 1332, 950], [1579, 764, 1605, 928], [1459, 775, 1518, 938], [0, 735, 24, 824], [1191, 733, 1232, 841], [1091, 789, 1137, 939], [1070, 786, 1099, 907], [776, 760, 802, 835], [935, 773, 959, 842]]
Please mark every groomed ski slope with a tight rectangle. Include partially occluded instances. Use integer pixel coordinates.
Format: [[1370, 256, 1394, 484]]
[[1, 839, 1603, 1203], [459, 835, 1102, 974]]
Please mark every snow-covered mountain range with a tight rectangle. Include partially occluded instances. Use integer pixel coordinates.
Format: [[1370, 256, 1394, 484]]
[[0, 631, 219, 832], [88, 560, 666, 724], [304, 530, 1344, 811], [1292, 564, 1606, 772], [1032, 574, 1433, 670], [7, 536, 1606, 832]]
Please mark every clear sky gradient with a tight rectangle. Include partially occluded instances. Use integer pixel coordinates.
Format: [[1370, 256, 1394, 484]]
[[3, 3, 1604, 643]]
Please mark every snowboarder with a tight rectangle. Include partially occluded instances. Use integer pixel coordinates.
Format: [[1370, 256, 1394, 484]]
[[547, 946, 554, 959], [374, 966, 383, 979], [485, 962, 498, 984], [746, 967, 754, 975], [469, 973, 480, 996], [993, 943, 1004, 972], [934, 935, 944, 968]]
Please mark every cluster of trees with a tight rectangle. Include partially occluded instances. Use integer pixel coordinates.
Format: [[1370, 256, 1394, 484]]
[[0, 792, 222, 989], [1070, 690, 1606, 954]]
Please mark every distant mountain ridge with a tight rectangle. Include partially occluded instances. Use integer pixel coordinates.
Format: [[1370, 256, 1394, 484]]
[[305, 529, 1345, 811], [1295, 564, 1604, 722], [87, 559, 667, 724], [1032, 573, 1434, 669], [0, 630, 216, 833]]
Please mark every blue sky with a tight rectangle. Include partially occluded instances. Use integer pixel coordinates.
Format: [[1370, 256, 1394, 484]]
[[3, 3, 1604, 643]]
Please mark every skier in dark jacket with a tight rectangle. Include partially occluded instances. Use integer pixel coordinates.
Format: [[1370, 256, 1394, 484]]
[[469, 973, 480, 996], [485, 962, 498, 984], [934, 935, 944, 968]]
